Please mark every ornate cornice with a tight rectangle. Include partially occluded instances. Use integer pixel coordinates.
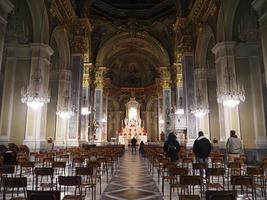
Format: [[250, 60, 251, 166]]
[[49, 0, 77, 24], [174, 18, 194, 54], [188, 0, 217, 23], [70, 19, 93, 54]]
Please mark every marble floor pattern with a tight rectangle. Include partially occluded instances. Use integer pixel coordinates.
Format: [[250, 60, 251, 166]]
[[100, 150, 163, 200]]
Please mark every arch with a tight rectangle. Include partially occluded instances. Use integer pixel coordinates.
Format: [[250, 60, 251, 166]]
[[96, 32, 170, 67], [26, 0, 49, 43], [195, 25, 215, 67], [216, 0, 240, 42], [50, 26, 71, 69]]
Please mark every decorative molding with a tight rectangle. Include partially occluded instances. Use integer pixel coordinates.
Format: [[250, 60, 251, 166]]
[[188, 0, 217, 23], [49, 0, 77, 24], [94, 67, 106, 89], [70, 19, 93, 54], [160, 67, 171, 90]]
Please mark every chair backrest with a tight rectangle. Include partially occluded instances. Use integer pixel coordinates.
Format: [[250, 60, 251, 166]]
[[206, 190, 237, 200], [52, 161, 66, 168], [0, 164, 15, 175], [179, 195, 200, 200], [180, 176, 203, 185], [247, 167, 263, 175], [58, 176, 81, 186], [35, 167, 54, 176], [193, 163, 207, 170], [27, 190, 60, 200], [206, 168, 225, 177], [231, 175, 253, 186], [3, 177, 27, 188], [76, 167, 93, 176]]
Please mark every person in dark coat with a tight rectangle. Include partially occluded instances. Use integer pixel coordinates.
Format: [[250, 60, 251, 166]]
[[193, 131, 211, 166], [131, 137, 137, 152], [163, 132, 180, 163]]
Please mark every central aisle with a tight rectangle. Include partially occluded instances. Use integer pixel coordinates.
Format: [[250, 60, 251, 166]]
[[100, 150, 163, 200]]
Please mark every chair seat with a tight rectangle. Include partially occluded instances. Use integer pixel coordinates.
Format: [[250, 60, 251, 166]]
[[63, 195, 85, 200], [81, 183, 96, 188], [163, 176, 175, 180], [206, 183, 223, 189], [40, 182, 56, 188], [10, 197, 25, 200]]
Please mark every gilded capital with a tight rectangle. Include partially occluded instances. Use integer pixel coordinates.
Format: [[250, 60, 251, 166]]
[[94, 67, 107, 89], [173, 62, 183, 87]]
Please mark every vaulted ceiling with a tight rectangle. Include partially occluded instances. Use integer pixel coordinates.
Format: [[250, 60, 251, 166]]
[[70, 0, 194, 88]]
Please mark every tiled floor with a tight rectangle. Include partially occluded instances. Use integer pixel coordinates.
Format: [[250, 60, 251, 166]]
[[100, 149, 163, 200]]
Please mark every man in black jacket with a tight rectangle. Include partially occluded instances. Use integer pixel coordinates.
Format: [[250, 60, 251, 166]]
[[193, 131, 211, 175]]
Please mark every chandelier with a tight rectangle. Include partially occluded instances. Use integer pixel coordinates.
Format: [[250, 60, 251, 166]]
[[216, 54, 245, 107], [191, 106, 209, 118], [81, 97, 91, 115], [191, 89, 209, 118], [216, 0, 245, 107], [175, 97, 184, 115], [56, 90, 74, 119], [21, 1, 50, 110], [21, 84, 50, 110], [217, 82, 245, 107]]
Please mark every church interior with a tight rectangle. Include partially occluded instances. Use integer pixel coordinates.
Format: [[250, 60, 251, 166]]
[[0, 0, 267, 199]]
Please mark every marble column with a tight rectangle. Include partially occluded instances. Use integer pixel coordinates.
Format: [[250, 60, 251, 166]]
[[194, 68, 210, 138], [0, 0, 13, 72], [252, 0, 267, 85], [173, 62, 187, 131], [24, 43, 53, 150], [160, 67, 172, 135], [0, 44, 30, 144], [212, 42, 241, 146], [235, 42, 267, 148], [80, 62, 92, 143], [182, 53, 196, 145], [94, 67, 106, 143]]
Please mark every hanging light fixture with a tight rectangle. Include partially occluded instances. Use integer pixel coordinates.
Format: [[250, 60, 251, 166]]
[[191, 89, 209, 118], [21, 2, 50, 110], [81, 96, 91, 115], [56, 90, 74, 119], [216, 1, 245, 107]]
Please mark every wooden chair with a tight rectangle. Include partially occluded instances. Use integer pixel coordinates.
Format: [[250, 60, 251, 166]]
[[76, 167, 96, 200], [231, 175, 255, 200], [169, 168, 188, 200], [20, 161, 35, 190], [35, 168, 54, 190], [52, 161, 66, 175], [27, 190, 60, 200], [58, 176, 83, 200], [179, 176, 203, 198], [206, 168, 225, 190], [205, 190, 237, 200], [247, 167, 266, 199], [192, 163, 207, 177], [3, 177, 27, 200]]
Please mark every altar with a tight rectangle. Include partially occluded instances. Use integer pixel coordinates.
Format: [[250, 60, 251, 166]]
[[117, 97, 147, 145]]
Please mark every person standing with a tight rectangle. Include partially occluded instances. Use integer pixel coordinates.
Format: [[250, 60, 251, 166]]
[[131, 137, 137, 153], [226, 130, 243, 162], [193, 131, 211, 166], [139, 141, 145, 156], [163, 132, 180, 163]]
